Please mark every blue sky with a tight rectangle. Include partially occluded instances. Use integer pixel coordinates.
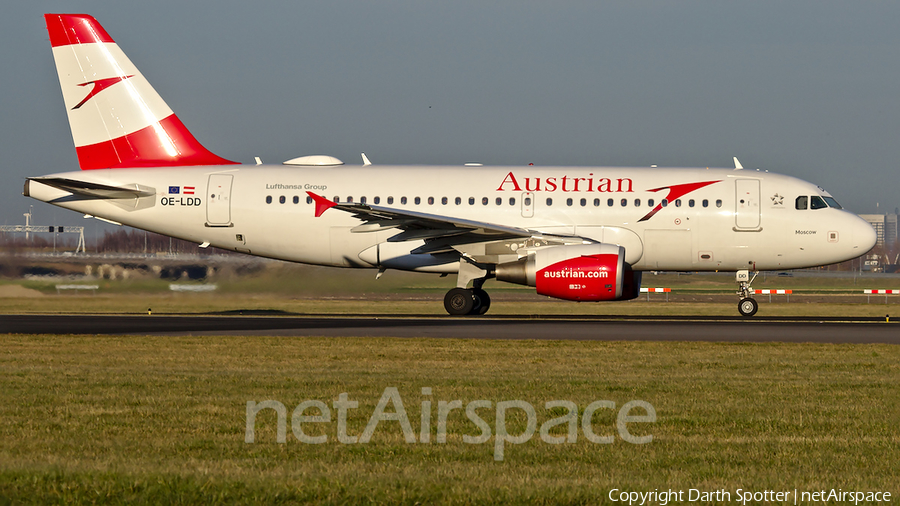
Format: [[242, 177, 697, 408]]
[[3, 1, 899, 233]]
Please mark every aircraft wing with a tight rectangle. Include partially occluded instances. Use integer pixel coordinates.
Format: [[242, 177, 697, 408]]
[[27, 177, 155, 200], [306, 192, 583, 256], [308, 192, 530, 240]]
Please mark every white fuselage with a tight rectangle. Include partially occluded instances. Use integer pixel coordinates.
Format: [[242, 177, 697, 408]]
[[26, 164, 875, 274]]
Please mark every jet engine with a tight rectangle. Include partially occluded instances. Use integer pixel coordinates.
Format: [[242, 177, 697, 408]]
[[495, 244, 641, 302]]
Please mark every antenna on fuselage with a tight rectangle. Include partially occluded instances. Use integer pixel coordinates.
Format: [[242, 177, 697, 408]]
[[733, 157, 744, 170]]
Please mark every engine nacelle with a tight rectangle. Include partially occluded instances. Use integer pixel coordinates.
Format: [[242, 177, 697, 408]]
[[496, 244, 639, 302]]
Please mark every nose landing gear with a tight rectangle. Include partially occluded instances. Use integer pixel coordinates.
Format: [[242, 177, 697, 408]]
[[736, 269, 759, 317]]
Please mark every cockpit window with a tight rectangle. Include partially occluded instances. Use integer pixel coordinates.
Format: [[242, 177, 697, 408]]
[[810, 196, 828, 210], [823, 197, 842, 209], [795, 196, 807, 210]]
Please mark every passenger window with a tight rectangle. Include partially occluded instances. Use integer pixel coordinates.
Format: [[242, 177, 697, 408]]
[[688, 199, 694, 208], [716, 199, 722, 208], [661, 199, 668, 207], [441, 197, 447, 205], [469, 197, 475, 205], [567, 198, 573, 206], [675, 199, 681, 207], [510, 198, 516, 206], [593, 198, 600, 206], [374, 196, 380, 204], [496, 197, 502, 205], [279, 196, 286, 204], [388, 197, 394, 205], [810, 196, 827, 209], [346, 196, 353, 203], [401, 197, 407, 205], [266, 196, 272, 204], [482, 197, 489, 205], [455, 197, 461, 205], [306, 196, 313, 204], [621, 199, 627, 207], [607, 198, 614, 207], [546, 198, 553, 206], [427, 197, 434, 205], [634, 199, 641, 207], [702, 199, 708, 208], [648, 199, 655, 207], [795, 196, 808, 210], [580, 198, 586, 206], [360, 196, 367, 204], [524, 197, 531, 206], [293, 196, 299, 204], [415, 197, 421, 205]]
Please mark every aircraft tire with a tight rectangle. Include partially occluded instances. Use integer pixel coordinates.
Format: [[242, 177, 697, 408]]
[[738, 297, 759, 317], [471, 289, 491, 315], [444, 288, 475, 316]]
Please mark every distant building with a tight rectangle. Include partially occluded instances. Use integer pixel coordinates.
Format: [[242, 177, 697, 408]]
[[886, 214, 898, 246]]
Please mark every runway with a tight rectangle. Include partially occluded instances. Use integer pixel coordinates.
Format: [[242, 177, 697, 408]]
[[1, 314, 897, 343]]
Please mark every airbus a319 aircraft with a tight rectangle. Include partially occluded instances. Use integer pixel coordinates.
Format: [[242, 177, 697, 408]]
[[26, 14, 876, 316]]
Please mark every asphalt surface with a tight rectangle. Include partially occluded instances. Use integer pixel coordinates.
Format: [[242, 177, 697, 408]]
[[1, 314, 897, 343]]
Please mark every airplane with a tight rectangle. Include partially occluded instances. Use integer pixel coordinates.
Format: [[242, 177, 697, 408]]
[[25, 13, 876, 317]]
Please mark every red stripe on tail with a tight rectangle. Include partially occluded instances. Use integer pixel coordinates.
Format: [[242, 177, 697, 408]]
[[74, 114, 239, 170]]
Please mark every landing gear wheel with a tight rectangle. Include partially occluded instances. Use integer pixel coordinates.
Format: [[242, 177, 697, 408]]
[[471, 289, 491, 315], [738, 297, 758, 317], [444, 288, 475, 316]]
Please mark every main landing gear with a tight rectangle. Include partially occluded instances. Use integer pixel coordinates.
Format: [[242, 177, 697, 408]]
[[444, 286, 491, 316], [444, 259, 492, 316], [736, 269, 759, 317]]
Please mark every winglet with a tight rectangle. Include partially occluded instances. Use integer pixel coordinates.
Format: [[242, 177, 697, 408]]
[[306, 192, 337, 217], [733, 157, 744, 170], [361, 153, 372, 166]]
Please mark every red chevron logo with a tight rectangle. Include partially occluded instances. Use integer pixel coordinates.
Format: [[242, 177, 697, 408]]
[[72, 75, 134, 110], [638, 180, 721, 222]]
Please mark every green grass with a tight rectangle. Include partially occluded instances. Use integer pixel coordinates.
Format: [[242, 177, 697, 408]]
[[1, 335, 898, 504]]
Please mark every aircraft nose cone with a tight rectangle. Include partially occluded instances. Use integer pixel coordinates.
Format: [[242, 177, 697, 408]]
[[854, 215, 877, 252]]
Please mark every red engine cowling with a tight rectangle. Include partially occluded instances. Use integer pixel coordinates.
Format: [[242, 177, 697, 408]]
[[496, 244, 637, 302]]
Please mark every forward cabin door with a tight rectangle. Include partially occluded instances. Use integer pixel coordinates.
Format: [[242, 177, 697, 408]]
[[207, 174, 233, 227], [734, 179, 760, 229]]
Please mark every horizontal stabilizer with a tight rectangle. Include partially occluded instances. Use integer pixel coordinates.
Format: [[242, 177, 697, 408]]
[[27, 177, 155, 199]]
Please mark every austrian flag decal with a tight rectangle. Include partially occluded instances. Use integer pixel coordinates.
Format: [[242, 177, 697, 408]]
[[167, 186, 195, 195]]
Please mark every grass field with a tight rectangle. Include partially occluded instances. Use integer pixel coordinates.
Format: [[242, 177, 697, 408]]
[[1, 335, 899, 504], [1, 267, 899, 503]]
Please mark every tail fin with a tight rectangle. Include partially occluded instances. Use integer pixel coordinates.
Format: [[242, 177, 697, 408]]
[[44, 14, 238, 170]]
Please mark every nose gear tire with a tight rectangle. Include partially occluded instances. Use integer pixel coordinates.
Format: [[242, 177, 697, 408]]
[[738, 297, 759, 317]]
